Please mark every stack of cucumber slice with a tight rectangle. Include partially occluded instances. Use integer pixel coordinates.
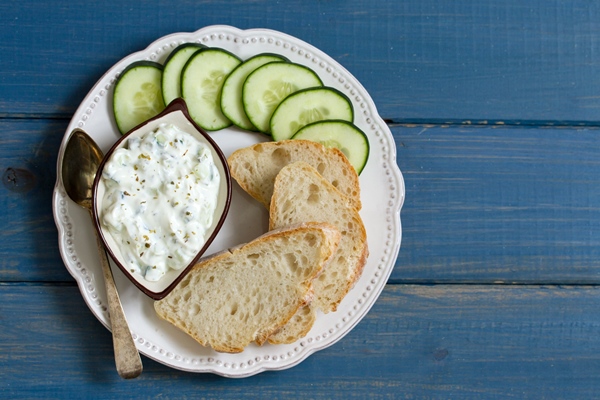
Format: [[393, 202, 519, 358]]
[[112, 42, 370, 174]]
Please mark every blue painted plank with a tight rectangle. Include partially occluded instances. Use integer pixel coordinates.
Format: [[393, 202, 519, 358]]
[[3, 119, 600, 283], [2, 284, 600, 398], [392, 124, 600, 283], [0, 119, 71, 282], [2, 0, 600, 122], [5, 1, 600, 397]]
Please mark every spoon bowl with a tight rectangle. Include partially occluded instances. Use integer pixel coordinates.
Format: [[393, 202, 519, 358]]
[[61, 128, 143, 379], [62, 130, 103, 208]]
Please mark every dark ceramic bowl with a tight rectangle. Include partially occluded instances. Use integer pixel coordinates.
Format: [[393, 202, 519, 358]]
[[92, 98, 232, 300]]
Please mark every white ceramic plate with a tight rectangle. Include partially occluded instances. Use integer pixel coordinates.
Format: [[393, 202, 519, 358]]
[[52, 25, 405, 378]]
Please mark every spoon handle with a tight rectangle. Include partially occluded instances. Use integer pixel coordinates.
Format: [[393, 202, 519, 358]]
[[91, 213, 143, 379]]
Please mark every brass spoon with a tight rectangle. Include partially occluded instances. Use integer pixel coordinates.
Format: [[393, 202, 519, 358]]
[[62, 129, 143, 379]]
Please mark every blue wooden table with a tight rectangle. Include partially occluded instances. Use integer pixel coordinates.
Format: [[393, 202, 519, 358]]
[[3, 1, 600, 398]]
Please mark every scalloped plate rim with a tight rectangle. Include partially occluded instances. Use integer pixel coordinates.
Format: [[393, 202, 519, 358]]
[[52, 25, 405, 378]]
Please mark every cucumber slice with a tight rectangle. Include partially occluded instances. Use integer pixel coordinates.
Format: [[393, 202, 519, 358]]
[[242, 62, 323, 133], [113, 61, 166, 135], [270, 87, 353, 141], [292, 120, 370, 174], [221, 53, 288, 131], [161, 42, 206, 105], [181, 48, 242, 131]]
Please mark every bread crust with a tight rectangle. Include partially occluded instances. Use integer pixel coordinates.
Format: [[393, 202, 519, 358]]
[[154, 222, 340, 353], [228, 139, 362, 210], [267, 305, 317, 345], [268, 238, 368, 344], [268, 162, 368, 341]]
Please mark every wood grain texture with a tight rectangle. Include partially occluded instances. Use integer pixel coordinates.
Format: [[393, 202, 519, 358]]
[[2, 0, 600, 122], [3, 0, 600, 396], [2, 284, 600, 398], [392, 124, 600, 283], [3, 120, 600, 284], [0, 119, 71, 282]]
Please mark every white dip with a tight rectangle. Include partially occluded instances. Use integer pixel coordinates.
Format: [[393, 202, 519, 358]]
[[100, 123, 221, 281]]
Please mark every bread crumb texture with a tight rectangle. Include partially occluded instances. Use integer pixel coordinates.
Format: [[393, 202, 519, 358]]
[[270, 162, 368, 313], [154, 223, 340, 353], [228, 140, 361, 210]]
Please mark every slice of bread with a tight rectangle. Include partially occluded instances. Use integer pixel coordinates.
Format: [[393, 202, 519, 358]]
[[270, 162, 369, 314], [154, 222, 340, 353], [228, 139, 362, 210], [267, 305, 316, 345]]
